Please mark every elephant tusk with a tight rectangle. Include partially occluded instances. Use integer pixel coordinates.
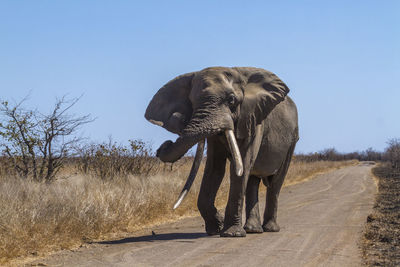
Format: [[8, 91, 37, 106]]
[[149, 119, 164, 127], [173, 139, 205, 210], [225, 129, 243, 176]]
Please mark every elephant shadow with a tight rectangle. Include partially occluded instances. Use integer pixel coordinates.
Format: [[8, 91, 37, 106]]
[[98, 232, 208, 245]]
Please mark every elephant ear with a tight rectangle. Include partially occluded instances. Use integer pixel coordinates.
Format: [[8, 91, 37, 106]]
[[145, 72, 195, 134], [235, 68, 290, 139]]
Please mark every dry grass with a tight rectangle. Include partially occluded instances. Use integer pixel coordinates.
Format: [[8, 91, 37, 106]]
[[362, 163, 400, 266], [0, 159, 356, 264], [284, 159, 358, 186]]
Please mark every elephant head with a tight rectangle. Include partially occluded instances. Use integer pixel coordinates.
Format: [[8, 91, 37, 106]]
[[145, 67, 289, 208]]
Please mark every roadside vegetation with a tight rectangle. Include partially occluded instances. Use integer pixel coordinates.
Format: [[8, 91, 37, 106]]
[[362, 139, 400, 266], [0, 155, 356, 264], [0, 96, 388, 264]]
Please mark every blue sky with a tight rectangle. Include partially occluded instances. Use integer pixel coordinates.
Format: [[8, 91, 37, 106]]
[[0, 1, 399, 153]]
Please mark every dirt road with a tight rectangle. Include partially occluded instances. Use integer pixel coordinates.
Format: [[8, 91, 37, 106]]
[[30, 163, 376, 267]]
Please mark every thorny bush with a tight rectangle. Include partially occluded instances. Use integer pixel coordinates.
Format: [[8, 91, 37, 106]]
[[74, 138, 190, 180]]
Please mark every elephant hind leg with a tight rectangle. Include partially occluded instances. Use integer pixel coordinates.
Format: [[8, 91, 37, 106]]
[[244, 175, 263, 233], [263, 143, 296, 232]]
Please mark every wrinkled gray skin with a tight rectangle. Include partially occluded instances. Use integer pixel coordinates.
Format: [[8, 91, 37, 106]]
[[145, 67, 299, 237]]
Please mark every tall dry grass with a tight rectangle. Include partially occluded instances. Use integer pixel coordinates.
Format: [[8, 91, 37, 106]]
[[0, 159, 357, 264], [284, 159, 358, 186]]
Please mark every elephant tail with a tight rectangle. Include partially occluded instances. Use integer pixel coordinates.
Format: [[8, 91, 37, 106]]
[[293, 126, 299, 143]]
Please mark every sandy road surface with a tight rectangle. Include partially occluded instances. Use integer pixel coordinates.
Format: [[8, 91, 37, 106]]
[[29, 163, 376, 267]]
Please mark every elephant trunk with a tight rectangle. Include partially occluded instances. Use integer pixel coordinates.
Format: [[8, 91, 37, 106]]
[[157, 136, 200, 163], [157, 111, 243, 177], [157, 109, 231, 163]]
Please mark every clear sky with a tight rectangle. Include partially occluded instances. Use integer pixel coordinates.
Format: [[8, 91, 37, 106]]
[[0, 1, 399, 153]]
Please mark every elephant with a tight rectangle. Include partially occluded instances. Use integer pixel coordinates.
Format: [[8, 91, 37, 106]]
[[145, 66, 298, 237]]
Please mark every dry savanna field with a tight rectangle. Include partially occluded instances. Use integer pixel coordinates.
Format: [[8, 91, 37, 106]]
[[362, 163, 400, 266], [0, 156, 357, 264]]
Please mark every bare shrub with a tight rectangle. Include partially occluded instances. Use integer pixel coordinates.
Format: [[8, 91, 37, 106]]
[[295, 148, 382, 162], [0, 96, 93, 181], [73, 138, 183, 180], [385, 138, 400, 170]]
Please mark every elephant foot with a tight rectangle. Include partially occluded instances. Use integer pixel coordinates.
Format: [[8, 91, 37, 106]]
[[220, 225, 246, 237], [205, 213, 224, 236], [244, 219, 263, 234], [262, 220, 280, 232], [205, 221, 223, 236]]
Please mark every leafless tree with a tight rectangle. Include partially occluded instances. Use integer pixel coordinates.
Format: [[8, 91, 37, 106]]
[[385, 138, 400, 170], [0, 95, 94, 181]]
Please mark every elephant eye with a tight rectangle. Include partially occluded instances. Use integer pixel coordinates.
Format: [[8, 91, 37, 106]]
[[227, 94, 237, 107]]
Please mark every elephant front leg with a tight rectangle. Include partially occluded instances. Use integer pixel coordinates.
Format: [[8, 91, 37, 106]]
[[198, 176, 224, 235], [221, 129, 262, 238], [197, 139, 226, 235], [220, 164, 248, 237]]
